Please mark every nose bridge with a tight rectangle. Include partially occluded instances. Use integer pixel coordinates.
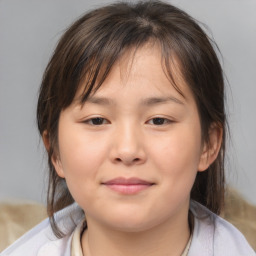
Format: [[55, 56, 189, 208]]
[[111, 120, 146, 165], [118, 121, 140, 149]]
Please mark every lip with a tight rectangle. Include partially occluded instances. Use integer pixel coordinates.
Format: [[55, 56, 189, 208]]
[[102, 177, 155, 195]]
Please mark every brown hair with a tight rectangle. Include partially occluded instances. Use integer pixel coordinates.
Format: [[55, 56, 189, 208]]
[[37, 0, 226, 237]]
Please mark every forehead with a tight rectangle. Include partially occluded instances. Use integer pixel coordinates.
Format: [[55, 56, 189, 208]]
[[76, 43, 193, 105]]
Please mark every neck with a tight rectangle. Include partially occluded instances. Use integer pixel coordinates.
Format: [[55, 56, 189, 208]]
[[81, 210, 191, 256]]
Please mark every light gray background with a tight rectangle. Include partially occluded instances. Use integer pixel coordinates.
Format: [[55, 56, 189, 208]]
[[0, 0, 255, 205]]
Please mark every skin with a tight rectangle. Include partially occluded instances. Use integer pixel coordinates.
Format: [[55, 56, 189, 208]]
[[48, 44, 221, 256]]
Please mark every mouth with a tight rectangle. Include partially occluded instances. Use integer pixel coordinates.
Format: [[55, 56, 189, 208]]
[[102, 177, 155, 195]]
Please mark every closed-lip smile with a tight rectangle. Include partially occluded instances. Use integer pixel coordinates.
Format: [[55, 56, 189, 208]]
[[102, 177, 155, 195]]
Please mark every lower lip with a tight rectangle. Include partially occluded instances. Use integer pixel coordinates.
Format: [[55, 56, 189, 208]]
[[104, 184, 152, 195]]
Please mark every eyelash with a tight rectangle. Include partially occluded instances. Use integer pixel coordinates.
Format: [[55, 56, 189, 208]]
[[147, 117, 173, 125], [83, 117, 173, 126], [83, 117, 109, 125]]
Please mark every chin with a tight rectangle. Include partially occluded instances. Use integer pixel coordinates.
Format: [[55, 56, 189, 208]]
[[99, 211, 159, 233]]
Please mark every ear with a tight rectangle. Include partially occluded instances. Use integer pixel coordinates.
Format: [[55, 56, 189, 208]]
[[198, 123, 223, 172], [42, 130, 50, 152], [42, 130, 65, 178]]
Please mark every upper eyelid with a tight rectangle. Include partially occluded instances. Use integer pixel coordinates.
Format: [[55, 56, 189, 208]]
[[81, 115, 106, 121], [146, 117, 175, 125], [147, 116, 174, 121], [82, 117, 109, 124]]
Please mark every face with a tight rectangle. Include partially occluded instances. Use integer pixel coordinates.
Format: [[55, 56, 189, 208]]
[[51, 44, 215, 233]]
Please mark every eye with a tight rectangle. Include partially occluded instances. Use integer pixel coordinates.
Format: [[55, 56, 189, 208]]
[[84, 117, 109, 125], [147, 117, 172, 125]]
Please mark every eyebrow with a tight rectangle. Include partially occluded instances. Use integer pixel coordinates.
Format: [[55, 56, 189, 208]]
[[86, 96, 113, 105], [141, 96, 185, 106], [85, 95, 185, 106]]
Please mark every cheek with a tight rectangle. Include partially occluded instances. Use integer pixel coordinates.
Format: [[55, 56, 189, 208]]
[[149, 125, 202, 184], [58, 142, 100, 208], [157, 136, 200, 162], [57, 128, 110, 201], [58, 125, 108, 173]]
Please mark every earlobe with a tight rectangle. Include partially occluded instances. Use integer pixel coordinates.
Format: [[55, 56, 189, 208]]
[[42, 130, 65, 178], [198, 124, 223, 172], [51, 154, 65, 178]]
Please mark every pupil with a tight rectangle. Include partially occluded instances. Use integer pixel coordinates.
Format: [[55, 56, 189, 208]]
[[153, 118, 164, 125], [92, 118, 103, 125]]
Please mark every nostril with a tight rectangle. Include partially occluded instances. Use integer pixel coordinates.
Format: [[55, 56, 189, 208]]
[[114, 157, 142, 164]]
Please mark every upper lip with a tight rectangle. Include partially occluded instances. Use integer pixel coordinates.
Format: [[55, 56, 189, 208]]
[[102, 177, 154, 185]]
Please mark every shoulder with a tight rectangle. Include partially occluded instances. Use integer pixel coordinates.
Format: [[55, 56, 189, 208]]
[[0, 203, 84, 256], [188, 201, 255, 256]]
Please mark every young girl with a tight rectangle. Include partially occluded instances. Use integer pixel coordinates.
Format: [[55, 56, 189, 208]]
[[2, 1, 255, 255]]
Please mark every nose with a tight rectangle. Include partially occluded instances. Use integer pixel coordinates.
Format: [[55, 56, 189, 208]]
[[110, 123, 147, 166]]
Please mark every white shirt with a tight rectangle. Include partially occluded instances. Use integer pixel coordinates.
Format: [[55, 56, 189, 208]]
[[1, 201, 255, 256]]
